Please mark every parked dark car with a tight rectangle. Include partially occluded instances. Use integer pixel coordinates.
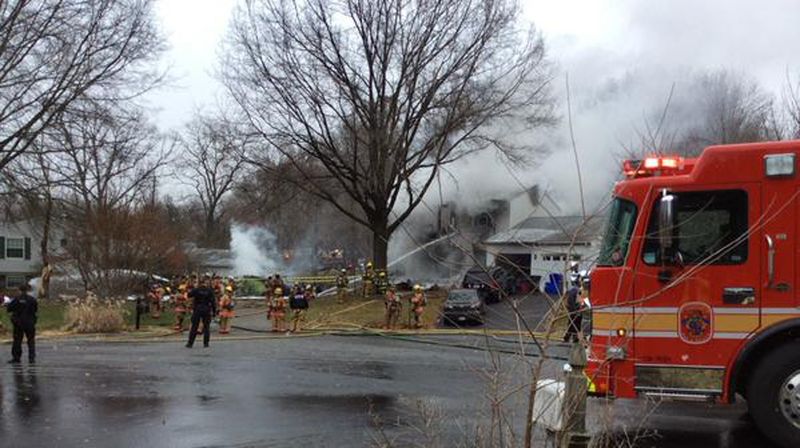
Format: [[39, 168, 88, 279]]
[[442, 289, 486, 325], [462, 267, 502, 303]]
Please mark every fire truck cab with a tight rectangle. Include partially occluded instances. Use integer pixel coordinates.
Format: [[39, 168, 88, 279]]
[[588, 141, 800, 447]]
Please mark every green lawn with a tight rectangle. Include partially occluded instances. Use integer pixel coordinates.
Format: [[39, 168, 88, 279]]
[[306, 290, 447, 329], [0, 301, 68, 332], [0, 291, 449, 334], [0, 300, 179, 335]]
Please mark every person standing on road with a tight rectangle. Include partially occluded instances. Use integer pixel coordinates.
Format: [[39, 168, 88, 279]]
[[5, 283, 37, 364], [186, 276, 217, 348]]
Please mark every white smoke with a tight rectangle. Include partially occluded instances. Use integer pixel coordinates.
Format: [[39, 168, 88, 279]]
[[230, 223, 283, 276]]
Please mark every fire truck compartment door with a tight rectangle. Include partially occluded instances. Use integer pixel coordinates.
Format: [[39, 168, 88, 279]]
[[754, 182, 799, 325]]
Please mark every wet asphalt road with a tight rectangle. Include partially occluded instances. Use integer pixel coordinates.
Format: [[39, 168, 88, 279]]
[[0, 335, 548, 448], [0, 334, 778, 447]]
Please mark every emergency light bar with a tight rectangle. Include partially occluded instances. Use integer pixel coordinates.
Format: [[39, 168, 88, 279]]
[[623, 156, 683, 178]]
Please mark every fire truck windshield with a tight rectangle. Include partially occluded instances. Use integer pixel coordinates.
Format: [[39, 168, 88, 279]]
[[598, 197, 637, 266]]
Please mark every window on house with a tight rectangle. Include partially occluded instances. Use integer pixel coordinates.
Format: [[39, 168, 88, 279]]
[[6, 275, 26, 288], [6, 238, 24, 259]]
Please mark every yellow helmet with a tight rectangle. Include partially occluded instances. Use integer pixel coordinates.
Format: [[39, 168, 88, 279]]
[[379, 271, 386, 277], [225, 286, 233, 292], [366, 261, 373, 268], [414, 284, 422, 291], [275, 287, 283, 295]]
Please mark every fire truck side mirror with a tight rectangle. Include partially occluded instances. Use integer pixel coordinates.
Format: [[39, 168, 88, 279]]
[[658, 193, 676, 261]]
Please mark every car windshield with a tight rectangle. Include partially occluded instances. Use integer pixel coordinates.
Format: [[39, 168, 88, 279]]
[[597, 197, 638, 266], [447, 291, 479, 303], [464, 269, 492, 285]]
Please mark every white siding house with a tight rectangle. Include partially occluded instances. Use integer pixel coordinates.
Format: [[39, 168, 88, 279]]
[[0, 220, 40, 289], [480, 186, 606, 287]]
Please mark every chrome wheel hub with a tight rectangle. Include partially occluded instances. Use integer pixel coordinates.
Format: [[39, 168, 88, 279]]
[[779, 369, 800, 429]]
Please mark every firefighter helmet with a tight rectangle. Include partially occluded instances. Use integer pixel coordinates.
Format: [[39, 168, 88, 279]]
[[379, 271, 386, 277], [366, 261, 373, 268], [225, 286, 233, 293]]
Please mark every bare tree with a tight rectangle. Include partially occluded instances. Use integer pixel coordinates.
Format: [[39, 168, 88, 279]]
[[179, 114, 249, 248], [783, 71, 800, 139], [0, 0, 164, 171], [223, 0, 555, 268], [45, 105, 172, 295], [676, 70, 779, 155]]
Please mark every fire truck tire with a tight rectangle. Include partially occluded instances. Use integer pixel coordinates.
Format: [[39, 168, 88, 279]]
[[746, 343, 800, 448]]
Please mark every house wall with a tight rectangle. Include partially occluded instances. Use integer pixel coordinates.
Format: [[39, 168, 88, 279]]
[[0, 221, 41, 288], [484, 241, 597, 278]]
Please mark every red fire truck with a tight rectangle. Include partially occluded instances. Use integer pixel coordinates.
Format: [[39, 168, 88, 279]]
[[587, 141, 800, 447]]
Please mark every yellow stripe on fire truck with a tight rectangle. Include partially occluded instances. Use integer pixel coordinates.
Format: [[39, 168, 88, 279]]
[[591, 307, 800, 340]]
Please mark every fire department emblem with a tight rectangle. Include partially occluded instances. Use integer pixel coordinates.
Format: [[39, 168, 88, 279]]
[[678, 302, 713, 344]]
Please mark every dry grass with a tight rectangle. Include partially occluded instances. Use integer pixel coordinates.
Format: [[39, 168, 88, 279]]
[[307, 290, 448, 329], [64, 297, 129, 334]]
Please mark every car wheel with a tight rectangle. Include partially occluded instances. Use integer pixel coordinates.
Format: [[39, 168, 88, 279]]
[[746, 341, 800, 448]]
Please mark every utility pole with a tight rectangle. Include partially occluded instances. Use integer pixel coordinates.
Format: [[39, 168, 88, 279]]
[[560, 342, 591, 448]]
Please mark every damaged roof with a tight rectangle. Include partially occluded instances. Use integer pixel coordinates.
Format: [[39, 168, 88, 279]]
[[483, 214, 606, 246]]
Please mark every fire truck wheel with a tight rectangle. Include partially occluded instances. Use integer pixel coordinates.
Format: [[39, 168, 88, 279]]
[[746, 343, 800, 447]]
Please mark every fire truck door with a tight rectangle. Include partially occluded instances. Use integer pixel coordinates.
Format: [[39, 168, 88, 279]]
[[633, 186, 761, 368]]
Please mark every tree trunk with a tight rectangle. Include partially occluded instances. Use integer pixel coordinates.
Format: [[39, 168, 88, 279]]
[[38, 194, 53, 300], [370, 215, 390, 270], [205, 213, 216, 247]]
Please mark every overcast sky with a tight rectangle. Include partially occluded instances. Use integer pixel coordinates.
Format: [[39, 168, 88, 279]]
[[148, 0, 800, 213]]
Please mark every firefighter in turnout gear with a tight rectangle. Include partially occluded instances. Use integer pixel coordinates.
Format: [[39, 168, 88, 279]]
[[218, 286, 235, 334], [336, 269, 349, 303], [270, 288, 288, 332], [376, 271, 388, 296], [410, 284, 427, 328], [225, 276, 237, 295], [148, 284, 162, 319], [362, 262, 375, 298], [383, 286, 402, 330], [173, 284, 189, 331]]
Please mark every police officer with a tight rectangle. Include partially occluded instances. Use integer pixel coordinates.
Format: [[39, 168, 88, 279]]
[[6, 283, 37, 364], [186, 276, 218, 348], [289, 285, 311, 333]]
